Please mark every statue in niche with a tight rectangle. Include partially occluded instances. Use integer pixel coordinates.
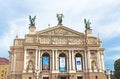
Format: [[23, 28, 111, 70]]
[[84, 18, 91, 29], [56, 14, 64, 25], [27, 60, 34, 71], [29, 15, 36, 26], [91, 60, 96, 70]]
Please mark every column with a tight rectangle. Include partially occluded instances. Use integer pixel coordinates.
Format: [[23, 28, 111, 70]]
[[52, 50, 55, 70], [97, 50, 101, 72], [55, 50, 58, 70], [24, 49, 27, 70], [72, 50, 75, 70], [13, 53, 16, 72], [38, 50, 41, 70], [84, 50, 88, 71], [87, 50, 91, 71], [69, 50, 71, 70], [35, 50, 38, 69], [11, 54, 13, 72], [101, 52, 105, 72]]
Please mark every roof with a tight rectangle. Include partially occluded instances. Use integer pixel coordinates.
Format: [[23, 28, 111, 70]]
[[0, 57, 9, 65]]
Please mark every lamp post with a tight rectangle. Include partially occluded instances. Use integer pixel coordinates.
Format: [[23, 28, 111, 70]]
[[33, 69, 41, 79], [106, 68, 111, 79]]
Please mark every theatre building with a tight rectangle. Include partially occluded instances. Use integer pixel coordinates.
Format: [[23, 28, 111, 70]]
[[8, 15, 106, 79]]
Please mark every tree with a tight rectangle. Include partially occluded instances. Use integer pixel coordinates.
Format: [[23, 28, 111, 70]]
[[114, 58, 120, 79]]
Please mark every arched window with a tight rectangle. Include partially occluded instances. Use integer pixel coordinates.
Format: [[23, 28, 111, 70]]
[[75, 53, 83, 71], [59, 53, 66, 71], [42, 53, 50, 70]]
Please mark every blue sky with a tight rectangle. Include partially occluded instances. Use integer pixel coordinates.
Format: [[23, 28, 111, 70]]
[[0, 0, 120, 70]]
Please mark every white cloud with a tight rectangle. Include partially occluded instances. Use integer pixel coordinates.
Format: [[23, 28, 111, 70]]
[[109, 46, 120, 51], [105, 54, 120, 61], [0, 17, 28, 57]]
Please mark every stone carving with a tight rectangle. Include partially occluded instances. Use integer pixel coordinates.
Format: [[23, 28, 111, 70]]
[[27, 60, 34, 71], [39, 37, 50, 44], [40, 28, 79, 36], [87, 38, 97, 45]]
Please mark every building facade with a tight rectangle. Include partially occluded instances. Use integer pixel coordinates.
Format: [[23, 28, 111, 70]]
[[0, 57, 9, 79], [8, 16, 106, 79]]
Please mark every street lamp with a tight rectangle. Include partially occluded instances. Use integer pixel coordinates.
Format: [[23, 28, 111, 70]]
[[105, 68, 111, 79], [33, 69, 41, 79]]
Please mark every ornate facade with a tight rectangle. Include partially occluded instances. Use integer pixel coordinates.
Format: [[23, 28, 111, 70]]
[[8, 20, 106, 79], [0, 57, 9, 79]]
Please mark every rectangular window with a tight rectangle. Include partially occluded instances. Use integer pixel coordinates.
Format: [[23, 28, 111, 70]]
[[29, 77, 32, 79], [95, 76, 98, 79], [77, 76, 83, 79], [43, 77, 49, 79]]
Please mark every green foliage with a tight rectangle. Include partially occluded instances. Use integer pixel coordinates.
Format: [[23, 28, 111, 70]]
[[114, 58, 120, 79]]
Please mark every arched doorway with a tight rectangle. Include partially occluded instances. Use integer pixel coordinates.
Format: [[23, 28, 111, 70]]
[[59, 53, 67, 72], [42, 53, 50, 71], [75, 53, 83, 71]]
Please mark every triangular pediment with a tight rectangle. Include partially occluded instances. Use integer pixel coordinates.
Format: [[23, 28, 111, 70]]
[[37, 25, 84, 37]]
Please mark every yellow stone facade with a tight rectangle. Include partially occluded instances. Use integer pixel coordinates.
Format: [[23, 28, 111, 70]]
[[8, 24, 107, 79], [0, 58, 9, 79]]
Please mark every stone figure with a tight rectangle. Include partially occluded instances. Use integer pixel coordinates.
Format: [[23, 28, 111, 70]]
[[29, 15, 36, 26], [84, 19, 91, 29], [56, 14, 64, 25]]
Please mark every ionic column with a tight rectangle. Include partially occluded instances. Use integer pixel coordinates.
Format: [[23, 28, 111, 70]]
[[69, 50, 71, 70], [72, 50, 75, 70], [38, 50, 41, 70], [52, 50, 55, 70], [13, 53, 16, 72], [84, 50, 88, 71], [87, 50, 91, 71], [56, 50, 58, 70], [101, 52, 105, 71], [24, 49, 27, 70], [97, 50, 101, 72], [35, 50, 38, 69]]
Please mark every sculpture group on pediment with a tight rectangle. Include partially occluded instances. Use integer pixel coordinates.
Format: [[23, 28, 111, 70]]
[[84, 19, 91, 29], [29, 15, 36, 26], [56, 14, 64, 25]]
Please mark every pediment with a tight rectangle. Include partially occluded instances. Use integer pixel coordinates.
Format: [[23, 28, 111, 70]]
[[37, 25, 84, 37]]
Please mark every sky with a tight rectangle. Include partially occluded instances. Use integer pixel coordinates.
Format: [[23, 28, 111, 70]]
[[0, 0, 120, 70]]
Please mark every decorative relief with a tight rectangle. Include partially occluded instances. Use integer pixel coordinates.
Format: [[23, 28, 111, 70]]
[[39, 37, 50, 44], [68, 37, 84, 45], [26, 37, 36, 43], [40, 28, 79, 36], [87, 38, 97, 45], [38, 36, 84, 45], [14, 40, 23, 46], [52, 37, 67, 44], [90, 50, 97, 59]]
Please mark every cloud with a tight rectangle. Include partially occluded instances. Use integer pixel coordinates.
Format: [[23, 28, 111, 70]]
[[109, 46, 120, 51], [0, 17, 28, 57]]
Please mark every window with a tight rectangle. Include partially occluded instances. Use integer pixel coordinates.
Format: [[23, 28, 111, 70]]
[[43, 77, 49, 79], [77, 76, 83, 79], [42, 53, 50, 70], [29, 77, 32, 79], [95, 76, 98, 79], [75, 53, 82, 71], [59, 53, 66, 72], [29, 52, 33, 55]]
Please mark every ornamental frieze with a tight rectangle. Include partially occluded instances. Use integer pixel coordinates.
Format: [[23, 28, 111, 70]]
[[39, 28, 80, 36]]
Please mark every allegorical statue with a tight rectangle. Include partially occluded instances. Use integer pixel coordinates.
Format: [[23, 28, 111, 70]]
[[56, 14, 64, 25], [29, 15, 36, 26], [84, 19, 91, 29]]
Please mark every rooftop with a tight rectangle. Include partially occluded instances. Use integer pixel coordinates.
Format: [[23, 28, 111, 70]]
[[0, 57, 9, 65]]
